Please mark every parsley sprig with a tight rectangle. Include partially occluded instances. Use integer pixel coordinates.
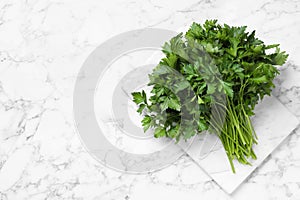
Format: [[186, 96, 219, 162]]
[[132, 20, 288, 172]]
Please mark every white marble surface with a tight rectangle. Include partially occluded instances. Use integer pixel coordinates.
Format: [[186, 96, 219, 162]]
[[1, 0, 300, 199]]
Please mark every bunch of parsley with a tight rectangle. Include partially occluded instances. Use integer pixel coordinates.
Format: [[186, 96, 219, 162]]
[[132, 20, 288, 172]]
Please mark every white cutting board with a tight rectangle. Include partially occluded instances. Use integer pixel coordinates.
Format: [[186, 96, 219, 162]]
[[179, 96, 299, 194]]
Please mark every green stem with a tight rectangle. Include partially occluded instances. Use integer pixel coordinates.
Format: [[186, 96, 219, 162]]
[[213, 95, 257, 173]]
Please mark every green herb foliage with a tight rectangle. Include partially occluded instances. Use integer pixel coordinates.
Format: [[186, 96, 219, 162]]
[[132, 20, 288, 172]]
